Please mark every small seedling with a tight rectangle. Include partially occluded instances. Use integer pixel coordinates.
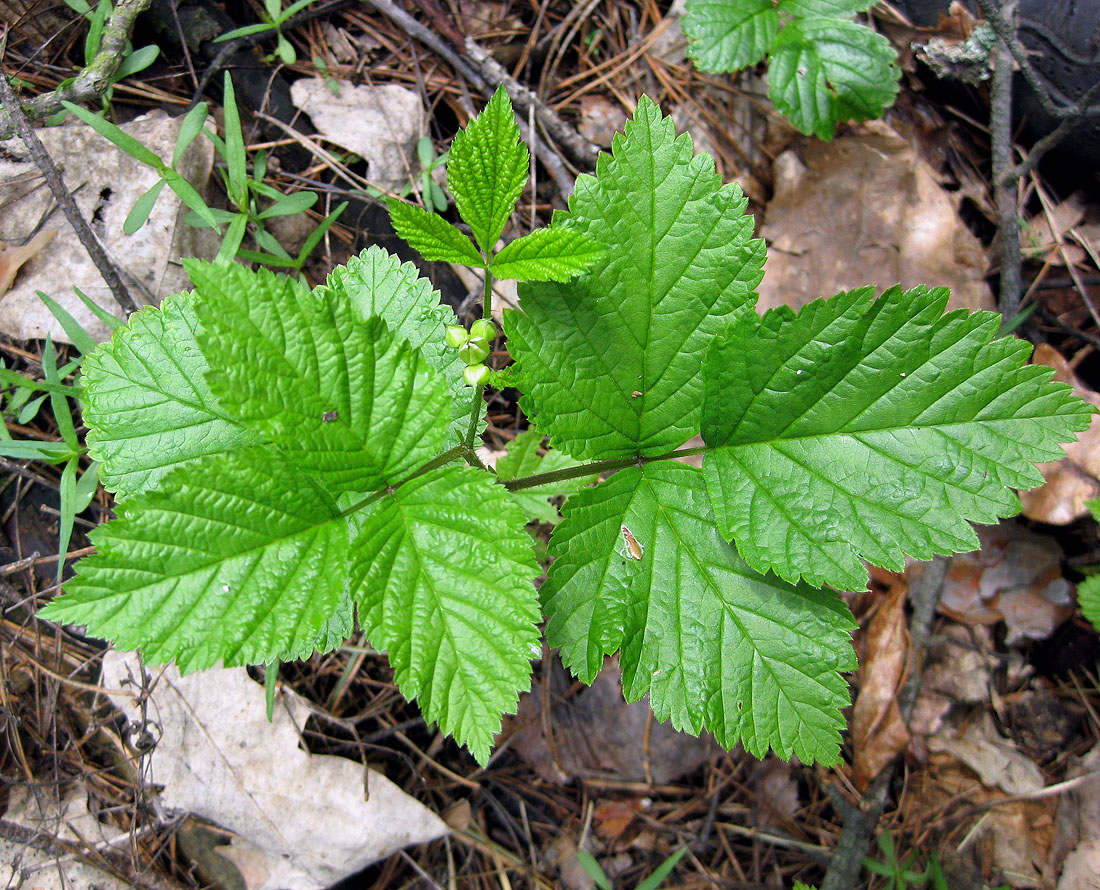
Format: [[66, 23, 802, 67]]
[[215, 0, 324, 65], [577, 847, 687, 890]]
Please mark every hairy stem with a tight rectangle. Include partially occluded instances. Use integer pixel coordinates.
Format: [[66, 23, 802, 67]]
[[462, 264, 494, 450], [503, 445, 709, 492]]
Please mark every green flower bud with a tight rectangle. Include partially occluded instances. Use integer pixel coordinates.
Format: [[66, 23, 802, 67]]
[[464, 363, 491, 387], [458, 340, 491, 365], [445, 325, 468, 349], [469, 318, 497, 343]]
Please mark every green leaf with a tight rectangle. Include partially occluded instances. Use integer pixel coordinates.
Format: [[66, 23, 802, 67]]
[[172, 101, 209, 167], [221, 72, 248, 207], [701, 287, 1096, 592], [490, 226, 604, 282], [495, 428, 596, 524], [214, 22, 275, 41], [768, 17, 900, 140], [780, 0, 877, 16], [113, 44, 160, 82], [61, 101, 162, 167], [386, 198, 484, 266], [321, 245, 475, 439], [74, 287, 125, 331], [256, 190, 318, 219], [636, 848, 688, 890], [683, 0, 780, 72], [505, 97, 764, 460], [188, 260, 451, 493], [37, 291, 99, 356], [124, 179, 166, 235], [81, 292, 259, 498], [541, 462, 855, 763], [40, 449, 350, 671], [350, 465, 541, 764], [447, 85, 529, 255]]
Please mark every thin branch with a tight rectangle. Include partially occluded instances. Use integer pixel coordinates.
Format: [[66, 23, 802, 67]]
[[819, 556, 949, 890], [0, 0, 152, 140], [974, 0, 1100, 121], [1006, 77, 1100, 181], [989, 1, 1023, 320], [0, 45, 140, 315]]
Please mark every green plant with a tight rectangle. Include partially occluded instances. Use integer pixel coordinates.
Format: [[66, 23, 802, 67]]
[[61, 73, 345, 272], [366, 135, 451, 212], [682, 0, 900, 139], [1075, 499, 1100, 633], [39, 87, 1092, 766], [56, 0, 160, 117], [0, 290, 120, 577], [215, 0, 323, 65], [577, 847, 687, 890]]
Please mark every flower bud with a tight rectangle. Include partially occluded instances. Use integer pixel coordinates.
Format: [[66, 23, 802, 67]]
[[464, 363, 491, 387], [458, 340, 491, 365], [445, 325, 468, 349], [469, 318, 497, 343]]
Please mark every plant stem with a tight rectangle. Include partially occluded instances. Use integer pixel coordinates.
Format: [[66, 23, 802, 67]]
[[462, 264, 494, 450], [338, 444, 467, 517], [503, 445, 708, 492]]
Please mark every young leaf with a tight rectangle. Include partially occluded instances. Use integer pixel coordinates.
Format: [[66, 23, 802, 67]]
[[40, 449, 351, 672], [37, 291, 99, 356], [447, 84, 529, 255], [495, 428, 596, 524], [321, 246, 475, 439], [768, 17, 899, 140], [387, 198, 484, 266], [505, 97, 764, 460], [683, 0, 780, 72], [124, 179, 167, 235], [489, 227, 604, 282], [350, 465, 541, 765], [541, 462, 856, 763], [173, 101, 210, 167], [1078, 576, 1100, 633], [187, 261, 451, 493], [81, 292, 259, 498], [221, 72, 248, 207], [701, 286, 1095, 592]]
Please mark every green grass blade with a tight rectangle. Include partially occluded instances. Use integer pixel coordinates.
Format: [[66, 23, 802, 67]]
[[37, 291, 99, 356]]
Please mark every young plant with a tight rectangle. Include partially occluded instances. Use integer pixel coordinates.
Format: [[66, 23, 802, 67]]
[[682, 0, 900, 139], [577, 847, 687, 890], [366, 136, 451, 213], [39, 87, 1093, 768], [1075, 499, 1100, 634], [0, 291, 119, 576], [214, 0, 323, 65]]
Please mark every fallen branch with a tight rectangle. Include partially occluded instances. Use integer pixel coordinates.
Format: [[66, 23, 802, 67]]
[[0, 0, 152, 140]]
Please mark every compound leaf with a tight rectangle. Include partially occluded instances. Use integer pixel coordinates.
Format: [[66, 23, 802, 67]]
[[505, 97, 764, 460], [82, 292, 259, 499], [768, 17, 900, 140], [188, 260, 450, 494], [683, 0, 780, 72], [350, 465, 541, 765], [387, 198, 484, 267], [490, 226, 604, 282], [321, 245, 477, 439], [40, 449, 351, 672], [702, 286, 1096, 592], [495, 428, 597, 524], [448, 84, 529, 255], [541, 462, 856, 763]]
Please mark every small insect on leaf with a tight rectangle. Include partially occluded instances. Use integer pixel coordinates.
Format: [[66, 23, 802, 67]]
[[621, 524, 643, 560], [322, 410, 338, 423]]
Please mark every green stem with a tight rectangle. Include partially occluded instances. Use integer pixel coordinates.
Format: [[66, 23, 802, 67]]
[[503, 445, 708, 492], [338, 444, 467, 518], [461, 262, 494, 450]]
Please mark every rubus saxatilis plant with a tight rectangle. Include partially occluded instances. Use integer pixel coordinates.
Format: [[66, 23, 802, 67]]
[[41, 86, 1093, 765]]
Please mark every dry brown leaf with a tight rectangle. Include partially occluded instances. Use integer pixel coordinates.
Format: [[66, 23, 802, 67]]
[[909, 624, 997, 735], [0, 228, 55, 296], [1020, 344, 1100, 524], [852, 584, 911, 790], [508, 657, 715, 785], [578, 95, 628, 149], [101, 651, 448, 890], [594, 800, 642, 843], [747, 758, 802, 828], [758, 122, 993, 314], [1023, 194, 1088, 266], [928, 712, 1044, 795]]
